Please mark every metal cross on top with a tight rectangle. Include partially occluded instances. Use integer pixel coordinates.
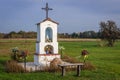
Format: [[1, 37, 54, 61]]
[[42, 3, 53, 19]]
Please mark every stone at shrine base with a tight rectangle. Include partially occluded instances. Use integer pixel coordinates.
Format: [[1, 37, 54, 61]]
[[34, 54, 61, 66]]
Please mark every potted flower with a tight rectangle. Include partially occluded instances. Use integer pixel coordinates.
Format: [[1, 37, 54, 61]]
[[11, 47, 19, 61], [81, 49, 89, 63]]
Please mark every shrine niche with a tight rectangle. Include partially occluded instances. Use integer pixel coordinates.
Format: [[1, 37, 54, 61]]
[[45, 27, 53, 42], [44, 45, 53, 54]]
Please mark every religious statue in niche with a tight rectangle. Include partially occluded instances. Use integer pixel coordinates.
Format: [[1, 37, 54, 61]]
[[44, 45, 53, 54], [45, 27, 53, 42]]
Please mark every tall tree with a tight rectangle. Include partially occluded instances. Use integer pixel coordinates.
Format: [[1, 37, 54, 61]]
[[99, 20, 120, 47]]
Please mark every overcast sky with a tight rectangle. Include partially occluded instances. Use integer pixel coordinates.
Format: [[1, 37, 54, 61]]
[[0, 0, 120, 33]]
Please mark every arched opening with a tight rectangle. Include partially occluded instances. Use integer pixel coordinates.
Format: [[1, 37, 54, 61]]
[[45, 27, 53, 42], [44, 45, 53, 54]]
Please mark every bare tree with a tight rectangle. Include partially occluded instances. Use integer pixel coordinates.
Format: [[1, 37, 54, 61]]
[[99, 20, 120, 47]]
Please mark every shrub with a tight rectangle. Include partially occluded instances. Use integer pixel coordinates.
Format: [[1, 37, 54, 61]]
[[82, 62, 96, 70], [5, 60, 25, 73], [62, 55, 79, 63]]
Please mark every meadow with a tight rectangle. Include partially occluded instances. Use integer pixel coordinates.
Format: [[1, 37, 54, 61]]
[[0, 39, 120, 80]]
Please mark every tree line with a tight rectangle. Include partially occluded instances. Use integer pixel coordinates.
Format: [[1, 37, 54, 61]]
[[0, 21, 120, 37], [0, 20, 120, 47], [1, 30, 119, 39], [0, 30, 101, 39], [0, 31, 37, 38], [58, 31, 99, 38]]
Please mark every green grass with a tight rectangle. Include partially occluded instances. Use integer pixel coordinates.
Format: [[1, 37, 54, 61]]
[[0, 39, 120, 80]]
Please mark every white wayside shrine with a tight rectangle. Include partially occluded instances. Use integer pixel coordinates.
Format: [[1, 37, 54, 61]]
[[34, 3, 60, 66]]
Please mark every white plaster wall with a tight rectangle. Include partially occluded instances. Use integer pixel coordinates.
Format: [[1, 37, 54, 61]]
[[37, 25, 40, 42], [36, 43, 39, 53], [52, 24, 57, 42], [40, 42, 46, 54], [40, 23, 45, 43], [40, 21, 57, 42], [37, 20, 58, 54], [34, 55, 39, 65], [35, 20, 59, 65], [53, 42, 58, 54]]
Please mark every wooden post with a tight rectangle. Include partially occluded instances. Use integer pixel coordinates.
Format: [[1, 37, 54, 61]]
[[77, 65, 81, 76], [61, 66, 65, 76]]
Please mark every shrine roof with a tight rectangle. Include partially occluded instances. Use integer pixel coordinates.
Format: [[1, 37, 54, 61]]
[[37, 18, 59, 25]]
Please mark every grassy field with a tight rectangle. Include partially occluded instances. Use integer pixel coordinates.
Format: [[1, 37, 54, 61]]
[[0, 39, 120, 80]]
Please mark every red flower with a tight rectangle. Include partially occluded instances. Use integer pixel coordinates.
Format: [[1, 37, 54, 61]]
[[81, 50, 89, 56]]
